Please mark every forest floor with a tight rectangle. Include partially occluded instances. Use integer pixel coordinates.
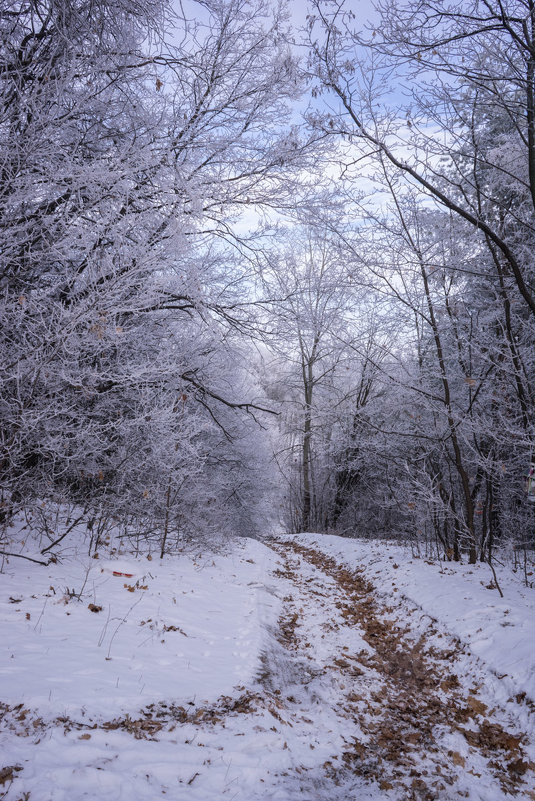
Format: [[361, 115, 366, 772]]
[[1, 531, 535, 800]]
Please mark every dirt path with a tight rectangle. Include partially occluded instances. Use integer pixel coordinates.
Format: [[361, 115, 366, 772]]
[[263, 537, 535, 800]]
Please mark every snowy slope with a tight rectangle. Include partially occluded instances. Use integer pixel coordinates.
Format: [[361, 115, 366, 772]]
[[1, 537, 288, 801], [1, 539, 280, 718]]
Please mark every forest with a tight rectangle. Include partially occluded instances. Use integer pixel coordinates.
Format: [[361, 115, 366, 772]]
[[2, 0, 535, 568]]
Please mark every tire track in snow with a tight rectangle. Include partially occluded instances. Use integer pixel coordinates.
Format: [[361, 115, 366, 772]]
[[264, 537, 535, 801]]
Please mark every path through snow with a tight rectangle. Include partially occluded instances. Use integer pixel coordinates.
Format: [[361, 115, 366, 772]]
[[263, 537, 535, 799], [1, 535, 534, 800]]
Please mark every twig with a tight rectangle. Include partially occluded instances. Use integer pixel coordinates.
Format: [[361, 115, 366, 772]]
[[106, 595, 144, 659], [98, 605, 112, 647], [0, 550, 50, 566], [41, 513, 86, 554], [72, 562, 93, 601], [34, 597, 48, 631], [488, 558, 504, 599]]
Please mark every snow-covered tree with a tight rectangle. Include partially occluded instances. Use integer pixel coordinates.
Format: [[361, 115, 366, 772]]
[[0, 0, 311, 548], [299, 0, 535, 559]]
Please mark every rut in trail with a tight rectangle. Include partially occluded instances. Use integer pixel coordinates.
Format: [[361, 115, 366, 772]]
[[267, 538, 535, 801]]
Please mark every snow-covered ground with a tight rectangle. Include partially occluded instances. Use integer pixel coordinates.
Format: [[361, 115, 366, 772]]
[[298, 535, 535, 701], [1, 544, 278, 718], [1, 531, 534, 800], [0, 538, 287, 800], [296, 534, 535, 708]]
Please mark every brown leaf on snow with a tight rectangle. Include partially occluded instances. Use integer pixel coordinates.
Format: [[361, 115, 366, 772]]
[[411, 777, 434, 799], [380, 779, 394, 790], [462, 721, 523, 753], [450, 751, 465, 768], [508, 758, 530, 776], [163, 625, 187, 636], [268, 706, 284, 722], [466, 695, 488, 716], [0, 765, 22, 785], [440, 675, 460, 692]]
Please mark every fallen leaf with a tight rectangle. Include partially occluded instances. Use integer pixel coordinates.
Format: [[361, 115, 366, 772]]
[[0, 765, 22, 785], [467, 695, 488, 716]]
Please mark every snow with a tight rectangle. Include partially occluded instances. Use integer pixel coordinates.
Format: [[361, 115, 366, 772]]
[[1, 532, 535, 800], [294, 533, 535, 706], [1, 541, 279, 718]]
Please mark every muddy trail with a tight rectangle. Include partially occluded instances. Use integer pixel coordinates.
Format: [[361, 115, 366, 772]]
[[264, 537, 535, 800]]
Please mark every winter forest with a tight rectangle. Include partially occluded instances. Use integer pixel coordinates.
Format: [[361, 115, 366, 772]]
[[4, 2, 535, 799], [3, 0, 535, 566]]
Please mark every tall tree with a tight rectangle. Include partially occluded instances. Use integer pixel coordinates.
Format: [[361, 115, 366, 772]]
[[0, 0, 312, 546], [302, 0, 535, 557]]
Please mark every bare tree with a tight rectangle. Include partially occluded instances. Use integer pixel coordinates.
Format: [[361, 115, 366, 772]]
[[261, 228, 378, 533], [307, 0, 535, 317]]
